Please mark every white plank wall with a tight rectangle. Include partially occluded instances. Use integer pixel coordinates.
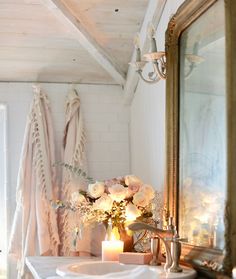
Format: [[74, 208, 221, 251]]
[[0, 82, 130, 278], [130, 0, 186, 192]]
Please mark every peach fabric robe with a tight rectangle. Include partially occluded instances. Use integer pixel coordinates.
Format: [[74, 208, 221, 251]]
[[9, 87, 60, 278], [59, 89, 105, 256]]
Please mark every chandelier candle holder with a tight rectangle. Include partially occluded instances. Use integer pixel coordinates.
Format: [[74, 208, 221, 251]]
[[129, 24, 166, 84], [184, 41, 205, 78]]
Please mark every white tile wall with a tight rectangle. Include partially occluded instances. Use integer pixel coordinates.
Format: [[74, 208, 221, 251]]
[[0, 82, 130, 278]]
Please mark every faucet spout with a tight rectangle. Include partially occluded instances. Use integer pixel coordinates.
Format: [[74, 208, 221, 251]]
[[128, 222, 173, 271], [128, 222, 172, 237]]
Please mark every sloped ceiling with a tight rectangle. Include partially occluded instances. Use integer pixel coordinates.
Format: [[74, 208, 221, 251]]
[[0, 0, 149, 84]]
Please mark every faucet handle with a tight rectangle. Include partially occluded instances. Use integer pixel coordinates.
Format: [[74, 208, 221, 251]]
[[168, 232, 188, 273]]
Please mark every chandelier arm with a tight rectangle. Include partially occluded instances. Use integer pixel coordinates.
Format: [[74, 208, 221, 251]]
[[137, 70, 161, 84], [153, 61, 166, 79], [184, 63, 195, 79], [160, 56, 166, 68]]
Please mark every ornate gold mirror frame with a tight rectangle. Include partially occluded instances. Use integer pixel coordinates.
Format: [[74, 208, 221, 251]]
[[165, 0, 236, 276]]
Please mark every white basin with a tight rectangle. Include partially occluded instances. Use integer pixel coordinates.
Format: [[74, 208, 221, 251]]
[[56, 260, 197, 278], [56, 261, 140, 277]]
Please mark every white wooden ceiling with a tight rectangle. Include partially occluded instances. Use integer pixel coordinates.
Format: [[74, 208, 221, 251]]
[[0, 0, 149, 85]]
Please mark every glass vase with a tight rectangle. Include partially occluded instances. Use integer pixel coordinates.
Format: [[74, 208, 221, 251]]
[[104, 221, 133, 252], [118, 224, 133, 252]]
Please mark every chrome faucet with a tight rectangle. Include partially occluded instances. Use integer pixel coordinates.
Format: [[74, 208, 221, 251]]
[[128, 219, 187, 273], [128, 221, 174, 272]]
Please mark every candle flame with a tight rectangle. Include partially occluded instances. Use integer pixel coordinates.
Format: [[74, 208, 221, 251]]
[[111, 232, 117, 241]]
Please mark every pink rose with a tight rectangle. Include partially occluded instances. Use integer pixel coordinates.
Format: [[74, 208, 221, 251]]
[[128, 184, 140, 194], [108, 184, 127, 202], [125, 175, 142, 187], [104, 179, 117, 188], [126, 184, 141, 198]]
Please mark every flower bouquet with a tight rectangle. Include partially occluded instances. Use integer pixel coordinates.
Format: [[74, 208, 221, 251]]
[[53, 164, 160, 251]]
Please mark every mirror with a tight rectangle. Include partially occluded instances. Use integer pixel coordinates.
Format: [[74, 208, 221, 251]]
[[179, 0, 226, 250], [165, 0, 236, 276]]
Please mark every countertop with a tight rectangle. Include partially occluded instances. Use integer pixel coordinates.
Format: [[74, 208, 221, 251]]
[[26, 256, 198, 279]]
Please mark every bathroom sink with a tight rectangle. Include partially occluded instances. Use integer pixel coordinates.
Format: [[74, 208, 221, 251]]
[[56, 261, 145, 277], [56, 260, 197, 278]]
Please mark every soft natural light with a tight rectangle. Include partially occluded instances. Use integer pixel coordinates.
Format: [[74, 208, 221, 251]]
[[0, 104, 7, 279]]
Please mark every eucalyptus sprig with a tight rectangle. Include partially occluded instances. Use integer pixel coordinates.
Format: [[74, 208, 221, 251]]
[[53, 162, 94, 183]]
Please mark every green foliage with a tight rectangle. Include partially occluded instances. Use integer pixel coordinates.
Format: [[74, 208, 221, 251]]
[[53, 162, 94, 183]]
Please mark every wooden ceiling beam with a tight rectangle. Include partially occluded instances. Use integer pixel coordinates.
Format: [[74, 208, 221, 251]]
[[42, 0, 126, 86], [123, 0, 167, 104]]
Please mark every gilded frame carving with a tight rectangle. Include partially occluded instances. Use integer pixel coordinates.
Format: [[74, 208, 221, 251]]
[[165, 0, 236, 276]]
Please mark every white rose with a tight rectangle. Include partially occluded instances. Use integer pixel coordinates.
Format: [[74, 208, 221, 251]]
[[70, 191, 86, 206], [88, 181, 105, 198], [93, 194, 113, 211], [125, 203, 141, 221], [133, 191, 150, 207], [125, 175, 142, 187], [108, 184, 127, 202], [139, 184, 155, 200]]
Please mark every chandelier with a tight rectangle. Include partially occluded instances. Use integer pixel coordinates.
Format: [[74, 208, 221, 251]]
[[129, 25, 166, 84]]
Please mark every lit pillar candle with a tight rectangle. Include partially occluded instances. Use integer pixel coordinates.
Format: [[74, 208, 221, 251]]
[[102, 240, 124, 261], [233, 267, 236, 279]]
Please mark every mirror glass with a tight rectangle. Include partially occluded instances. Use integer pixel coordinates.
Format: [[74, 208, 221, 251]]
[[179, 0, 225, 249]]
